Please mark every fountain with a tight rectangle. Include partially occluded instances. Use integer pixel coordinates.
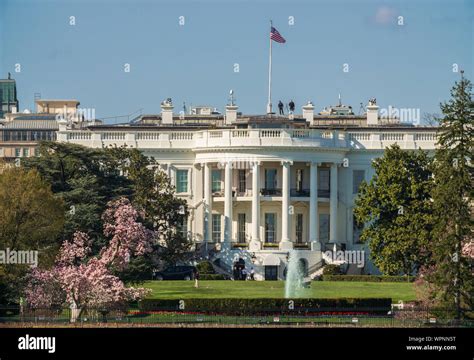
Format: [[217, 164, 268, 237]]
[[284, 250, 310, 298]]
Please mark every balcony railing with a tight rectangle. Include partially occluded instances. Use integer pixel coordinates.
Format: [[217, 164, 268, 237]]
[[290, 188, 310, 197], [260, 188, 282, 196], [318, 189, 330, 198], [59, 128, 438, 151]]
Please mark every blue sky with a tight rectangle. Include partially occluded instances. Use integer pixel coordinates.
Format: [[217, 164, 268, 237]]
[[0, 0, 472, 121]]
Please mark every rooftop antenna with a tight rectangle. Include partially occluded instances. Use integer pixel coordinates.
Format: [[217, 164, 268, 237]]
[[8, 72, 11, 79], [183, 101, 187, 114], [338, 93, 342, 106], [359, 102, 365, 115], [34, 93, 41, 112]]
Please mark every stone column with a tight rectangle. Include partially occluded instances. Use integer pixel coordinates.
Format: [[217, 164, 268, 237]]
[[224, 161, 233, 244], [309, 162, 320, 250], [280, 161, 293, 250], [249, 161, 261, 251], [203, 163, 212, 243], [330, 163, 338, 243]]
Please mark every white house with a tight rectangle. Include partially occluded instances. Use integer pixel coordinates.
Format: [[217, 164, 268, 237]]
[[57, 98, 438, 280]]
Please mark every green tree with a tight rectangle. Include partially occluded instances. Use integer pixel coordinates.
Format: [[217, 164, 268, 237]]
[[22, 141, 133, 247], [103, 146, 190, 274], [0, 166, 64, 304], [23, 143, 190, 280], [427, 73, 474, 318], [354, 145, 434, 275]]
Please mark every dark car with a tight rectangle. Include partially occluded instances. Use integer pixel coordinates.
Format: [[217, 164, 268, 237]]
[[153, 266, 197, 281]]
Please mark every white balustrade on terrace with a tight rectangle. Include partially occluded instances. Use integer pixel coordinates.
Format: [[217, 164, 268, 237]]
[[57, 128, 438, 151]]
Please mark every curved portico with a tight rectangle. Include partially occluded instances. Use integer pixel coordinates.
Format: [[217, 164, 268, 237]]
[[194, 149, 345, 253]]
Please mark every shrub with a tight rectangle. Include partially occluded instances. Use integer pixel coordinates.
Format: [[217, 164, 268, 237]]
[[138, 298, 391, 315], [196, 261, 215, 274], [322, 275, 415, 282], [322, 264, 342, 275]]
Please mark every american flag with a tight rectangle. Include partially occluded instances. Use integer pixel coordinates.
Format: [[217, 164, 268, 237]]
[[270, 26, 286, 43]]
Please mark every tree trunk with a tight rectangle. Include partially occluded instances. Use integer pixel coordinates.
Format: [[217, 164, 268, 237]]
[[70, 301, 83, 323]]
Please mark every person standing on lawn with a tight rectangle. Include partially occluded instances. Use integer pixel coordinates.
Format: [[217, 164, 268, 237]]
[[194, 268, 200, 288], [250, 267, 255, 280]]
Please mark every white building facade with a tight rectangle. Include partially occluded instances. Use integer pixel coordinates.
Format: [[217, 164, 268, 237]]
[[57, 100, 438, 280]]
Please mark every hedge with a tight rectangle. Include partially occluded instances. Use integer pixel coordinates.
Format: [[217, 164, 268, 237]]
[[138, 297, 392, 314], [322, 264, 342, 275], [196, 261, 215, 274], [322, 275, 415, 282]]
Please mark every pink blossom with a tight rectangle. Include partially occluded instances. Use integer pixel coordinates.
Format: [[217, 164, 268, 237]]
[[25, 198, 154, 310]]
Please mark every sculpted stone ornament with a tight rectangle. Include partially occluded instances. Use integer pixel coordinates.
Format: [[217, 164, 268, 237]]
[[368, 98, 377, 106], [162, 98, 173, 106]]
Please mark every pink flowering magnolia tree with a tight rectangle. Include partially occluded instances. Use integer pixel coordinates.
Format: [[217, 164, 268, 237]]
[[25, 198, 154, 321]]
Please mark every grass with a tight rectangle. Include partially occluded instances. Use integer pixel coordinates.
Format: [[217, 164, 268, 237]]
[[142, 281, 416, 302]]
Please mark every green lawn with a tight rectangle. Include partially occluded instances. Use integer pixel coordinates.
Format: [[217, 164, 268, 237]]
[[143, 281, 416, 302]]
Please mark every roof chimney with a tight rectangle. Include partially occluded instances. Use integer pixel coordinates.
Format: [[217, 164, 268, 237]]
[[161, 98, 174, 125], [366, 98, 379, 126], [225, 104, 238, 125], [302, 101, 315, 123]]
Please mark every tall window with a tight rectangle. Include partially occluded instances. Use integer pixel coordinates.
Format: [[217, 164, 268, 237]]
[[238, 170, 246, 193], [319, 214, 330, 244], [176, 169, 188, 193], [265, 213, 276, 243], [22, 148, 29, 157], [296, 169, 304, 192], [353, 214, 363, 244], [211, 170, 221, 192], [353, 170, 365, 194], [178, 216, 188, 239], [296, 214, 303, 243], [212, 214, 221, 242], [238, 213, 246, 242], [265, 169, 277, 189], [14, 148, 21, 158], [318, 168, 330, 196]]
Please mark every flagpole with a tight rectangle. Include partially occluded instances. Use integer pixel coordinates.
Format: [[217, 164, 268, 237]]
[[267, 20, 273, 114]]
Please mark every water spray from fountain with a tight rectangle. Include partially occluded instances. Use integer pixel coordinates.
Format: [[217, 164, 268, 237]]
[[285, 250, 310, 298]]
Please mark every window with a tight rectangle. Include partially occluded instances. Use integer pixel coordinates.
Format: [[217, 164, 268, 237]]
[[353, 170, 365, 194], [34, 147, 40, 157], [318, 168, 330, 197], [211, 170, 221, 192], [265, 169, 277, 189], [238, 170, 246, 193], [319, 214, 330, 244], [178, 216, 188, 239], [22, 148, 29, 157], [296, 214, 303, 243], [212, 214, 221, 242], [237, 213, 246, 242], [265, 213, 276, 243], [296, 169, 303, 192], [15, 148, 21, 158], [176, 169, 188, 193], [353, 214, 363, 244]]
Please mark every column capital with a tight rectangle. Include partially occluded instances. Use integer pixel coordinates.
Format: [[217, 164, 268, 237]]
[[280, 160, 294, 166]]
